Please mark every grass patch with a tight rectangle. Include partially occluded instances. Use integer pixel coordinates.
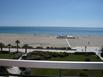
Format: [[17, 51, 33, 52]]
[[0, 53, 14, 59], [50, 54, 101, 61], [23, 51, 101, 61], [0, 51, 22, 59], [31, 68, 103, 77]]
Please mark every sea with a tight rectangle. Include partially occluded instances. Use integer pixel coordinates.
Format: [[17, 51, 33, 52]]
[[0, 26, 103, 36]]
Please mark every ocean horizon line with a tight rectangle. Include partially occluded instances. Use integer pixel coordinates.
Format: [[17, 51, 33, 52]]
[[0, 26, 103, 28], [0, 26, 103, 36]]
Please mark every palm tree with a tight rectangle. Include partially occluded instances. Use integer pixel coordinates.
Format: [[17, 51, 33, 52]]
[[23, 44, 28, 54], [0, 42, 4, 51], [15, 40, 20, 53], [8, 44, 11, 53]]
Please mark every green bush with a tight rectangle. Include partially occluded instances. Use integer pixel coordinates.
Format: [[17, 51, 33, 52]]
[[0, 51, 9, 54], [74, 52, 95, 56], [46, 47, 72, 50], [13, 52, 22, 59], [0, 66, 9, 74], [79, 72, 88, 76], [36, 46, 43, 49], [85, 58, 91, 61], [25, 51, 69, 60], [101, 47, 103, 57], [22, 45, 34, 49]]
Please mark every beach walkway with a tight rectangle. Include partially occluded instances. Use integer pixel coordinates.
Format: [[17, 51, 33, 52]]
[[2, 46, 103, 61]]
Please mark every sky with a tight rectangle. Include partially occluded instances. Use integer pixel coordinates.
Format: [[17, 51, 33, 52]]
[[0, 0, 103, 27]]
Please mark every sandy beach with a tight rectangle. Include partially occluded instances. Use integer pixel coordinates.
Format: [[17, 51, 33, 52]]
[[0, 34, 103, 48]]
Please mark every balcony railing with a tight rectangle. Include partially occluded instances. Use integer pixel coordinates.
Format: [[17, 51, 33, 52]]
[[0, 59, 103, 69], [0, 59, 103, 77]]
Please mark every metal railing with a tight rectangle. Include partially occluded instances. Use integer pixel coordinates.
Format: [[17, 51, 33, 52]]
[[0, 59, 103, 77], [0, 59, 103, 69]]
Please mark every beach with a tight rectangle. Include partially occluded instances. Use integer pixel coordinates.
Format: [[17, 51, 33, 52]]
[[0, 34, 103, 48]]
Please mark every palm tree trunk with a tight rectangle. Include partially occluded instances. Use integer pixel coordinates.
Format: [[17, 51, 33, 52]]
[[1, 47, 2, 51], [17, 44, 18, 53], [9, 47, 10, 53], [25, 48, 27, 54]]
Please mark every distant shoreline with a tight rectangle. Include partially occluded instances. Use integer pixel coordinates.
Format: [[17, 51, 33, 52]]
[[0, 26, 103, 36], [0, 33, 103, 37], [0, 33, 103, 48]]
